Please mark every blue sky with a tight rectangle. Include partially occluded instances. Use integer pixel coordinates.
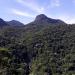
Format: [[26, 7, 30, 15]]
[[0, 0, 75, 24]]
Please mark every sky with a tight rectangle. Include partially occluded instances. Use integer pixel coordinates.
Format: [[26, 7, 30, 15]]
[[0, 0, 75, 24]]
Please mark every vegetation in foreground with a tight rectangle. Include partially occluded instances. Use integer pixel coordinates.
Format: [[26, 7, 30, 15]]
[[0, 14, 75, 75]]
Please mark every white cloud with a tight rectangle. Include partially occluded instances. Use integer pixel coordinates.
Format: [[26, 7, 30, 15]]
[[16, 0, 45, 14], [67, 18, 75, 24], [57, 15, 75, 24], [57, 15, 69, 23], [12, 9, 34, 17], [11, 9, 75, 24], [37, 7, 45, 13], [50, 0, 61, 7]]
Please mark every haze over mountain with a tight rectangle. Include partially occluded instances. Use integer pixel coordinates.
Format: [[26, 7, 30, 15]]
[[0, 14, 67, 27], [0, 0, 75, 24]]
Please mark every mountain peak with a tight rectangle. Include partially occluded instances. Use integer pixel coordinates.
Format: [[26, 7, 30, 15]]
[[7, 20, 24, 26], [33, 14, 66, 25], [35, 14, 48, 21]]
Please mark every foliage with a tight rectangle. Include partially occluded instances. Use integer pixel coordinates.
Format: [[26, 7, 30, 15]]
[[0, 20, 75, 75]]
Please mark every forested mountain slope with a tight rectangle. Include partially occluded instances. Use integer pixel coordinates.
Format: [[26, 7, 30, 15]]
[[0, 14, 75, 75]]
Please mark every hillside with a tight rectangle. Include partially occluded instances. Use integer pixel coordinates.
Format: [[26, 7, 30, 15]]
[[0, 18, 8, 27], [7, 20, 24, 26], [0, 14, 75, 75], [0, 19, 24, 27]]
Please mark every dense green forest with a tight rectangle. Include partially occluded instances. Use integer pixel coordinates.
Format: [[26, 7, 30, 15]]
[[0, 14, 75, 75]]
